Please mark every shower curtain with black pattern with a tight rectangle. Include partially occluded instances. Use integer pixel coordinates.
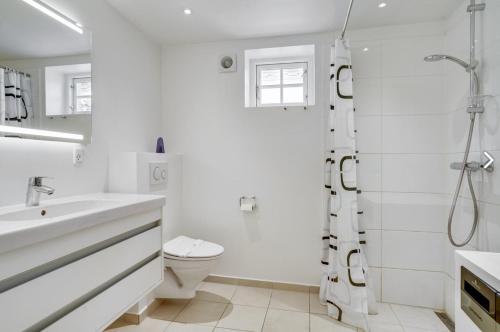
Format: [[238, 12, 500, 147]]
[[320, 38, 377, 331]]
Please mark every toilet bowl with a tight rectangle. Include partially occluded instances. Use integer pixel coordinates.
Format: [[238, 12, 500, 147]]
[[154, 235, 224, 299]]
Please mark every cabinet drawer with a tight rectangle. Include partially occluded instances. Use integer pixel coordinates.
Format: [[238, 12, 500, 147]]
[[0, 226, 161, 332], [0, 209, 162, 283], [45, 257, 163, 332]]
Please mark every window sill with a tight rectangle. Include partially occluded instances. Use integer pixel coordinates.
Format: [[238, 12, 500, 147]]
[[46, 112, 92, 118], [245, 105, 313, 111]]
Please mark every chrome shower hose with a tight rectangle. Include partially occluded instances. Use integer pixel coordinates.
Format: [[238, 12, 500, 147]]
[[447, 114, 479, 247]]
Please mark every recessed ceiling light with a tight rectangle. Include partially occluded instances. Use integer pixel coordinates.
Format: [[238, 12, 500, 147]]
[[363, 47, 369, 52], [183, 8, 192, 15], [378, 2, 387, 8]]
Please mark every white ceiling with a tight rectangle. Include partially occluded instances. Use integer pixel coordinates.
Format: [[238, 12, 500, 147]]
[[0, 0, 91, 60], [106, 0, 461, 45]]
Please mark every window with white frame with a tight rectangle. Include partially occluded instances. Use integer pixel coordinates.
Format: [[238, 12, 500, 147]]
[[71, 76, 91, 113], [245, 45, 315, 109], [256, 62, 308, 107]]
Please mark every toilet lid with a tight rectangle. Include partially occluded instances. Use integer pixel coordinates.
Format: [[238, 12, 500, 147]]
[[163, 236, 224, 259]]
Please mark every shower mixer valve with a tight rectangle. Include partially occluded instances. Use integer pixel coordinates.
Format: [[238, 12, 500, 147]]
[[450, 151, 495, 172]]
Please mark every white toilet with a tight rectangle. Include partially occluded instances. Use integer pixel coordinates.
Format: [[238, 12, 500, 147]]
[[155, 235, 224, 299]]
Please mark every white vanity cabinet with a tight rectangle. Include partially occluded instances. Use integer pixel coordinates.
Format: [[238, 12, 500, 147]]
[[455, 251, 500, 332], [0, 193, 165, 332]]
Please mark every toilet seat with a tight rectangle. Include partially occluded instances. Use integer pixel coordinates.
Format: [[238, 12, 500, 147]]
[[163, 236, 224, 261]]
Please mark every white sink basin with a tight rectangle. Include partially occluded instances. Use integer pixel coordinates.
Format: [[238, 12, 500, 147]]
[[0, 200, 120, 222], [0, 193, 165, 254]]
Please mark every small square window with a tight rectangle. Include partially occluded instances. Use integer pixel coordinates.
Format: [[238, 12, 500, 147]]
[[256, 62, 308, 107], [245, 45, 315, 109]]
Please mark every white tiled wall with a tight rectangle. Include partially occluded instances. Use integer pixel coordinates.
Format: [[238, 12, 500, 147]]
[[442, 0, 500, 322], [352, 0, 500, 315], [381, 193, 448, 233], [381, 268, 444, 309], [350, 22, 449, 310]]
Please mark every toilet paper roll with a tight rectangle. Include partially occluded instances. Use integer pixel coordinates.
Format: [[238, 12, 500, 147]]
[[240, 203, 254, 212]]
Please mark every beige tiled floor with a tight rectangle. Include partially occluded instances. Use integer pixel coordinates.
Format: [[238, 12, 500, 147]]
[[107, 281, 450, 332]]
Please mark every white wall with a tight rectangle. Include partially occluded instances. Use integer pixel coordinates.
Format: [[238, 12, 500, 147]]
[[0, 0, 162, 206], [443, 0, 500, 321], [160, 22, 453, 293], [162, 33, 329, 285]]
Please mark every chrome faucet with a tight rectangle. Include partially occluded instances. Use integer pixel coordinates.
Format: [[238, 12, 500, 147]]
[[26, 177, 55, 207]]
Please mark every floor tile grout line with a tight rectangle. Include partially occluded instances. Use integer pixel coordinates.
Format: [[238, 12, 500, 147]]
[[231, 284, 273, 309], [156, 300, 174, 332], [161, 313, 171, 332], [194, 287, 312, 313], [383, 301, 446, 313], [387, 303, 405, 330], [260, 289, 273, 332], [214, 301, 231, 330], [390, 303, 450, 332], [262, 307, 311, 314], [153, 298, 191, 328], [174, 299, 191, 322]]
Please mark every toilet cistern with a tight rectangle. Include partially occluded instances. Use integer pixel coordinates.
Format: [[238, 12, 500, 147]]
[[26, 177, 55, 207]]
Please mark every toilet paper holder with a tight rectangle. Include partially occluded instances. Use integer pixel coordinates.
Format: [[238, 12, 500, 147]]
[[239, 196, 256, 211]]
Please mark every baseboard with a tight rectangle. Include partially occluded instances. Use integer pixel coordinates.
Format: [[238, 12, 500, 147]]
[[114, 299, 162, 325], [204, 274, 320, 293]]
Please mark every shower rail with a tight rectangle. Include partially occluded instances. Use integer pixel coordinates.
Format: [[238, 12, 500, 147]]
[[340, 0, 354, 40]]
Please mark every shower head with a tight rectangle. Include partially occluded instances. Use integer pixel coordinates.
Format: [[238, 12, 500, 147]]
[[424, 54, 447, 62], [424, 54, 470, 70], [424, 54, 480, 106]]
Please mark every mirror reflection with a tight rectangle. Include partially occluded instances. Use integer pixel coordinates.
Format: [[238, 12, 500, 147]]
[[0, 0, 92, 143]]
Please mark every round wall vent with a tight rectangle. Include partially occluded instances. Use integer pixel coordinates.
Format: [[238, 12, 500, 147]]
[[219, 54, 237, 73]]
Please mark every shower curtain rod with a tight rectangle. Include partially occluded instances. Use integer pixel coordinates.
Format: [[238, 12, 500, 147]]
[[0, 65, 31, 77], [340, 0, 354, 39]]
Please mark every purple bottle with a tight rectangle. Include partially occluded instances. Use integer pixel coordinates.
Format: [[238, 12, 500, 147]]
[[156, 137, 165, 153]]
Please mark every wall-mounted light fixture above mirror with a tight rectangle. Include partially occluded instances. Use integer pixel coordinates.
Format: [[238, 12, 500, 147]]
[[0, 0, 92, 143]]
